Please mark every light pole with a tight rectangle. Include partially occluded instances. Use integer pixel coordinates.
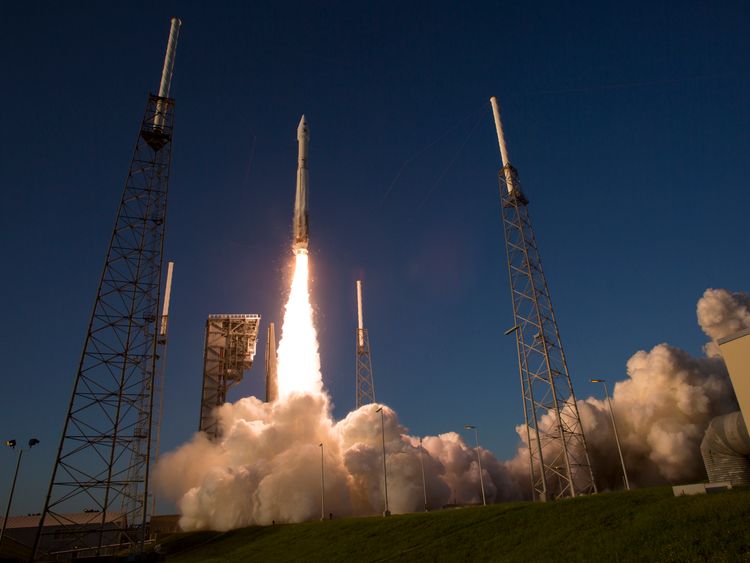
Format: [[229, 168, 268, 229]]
[[1, 438, 39, 545], [591, 379, 630, 491], [319, 442, 325, 520], [375, 407, 390, 516], [418, 437, 428, 512], [464, 425, 486, 506]]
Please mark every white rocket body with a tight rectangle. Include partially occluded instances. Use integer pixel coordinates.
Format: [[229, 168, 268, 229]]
[[293, 116, 310, 253]]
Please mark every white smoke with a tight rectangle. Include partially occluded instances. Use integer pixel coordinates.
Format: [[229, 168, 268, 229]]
[[154, 394, 521, 530], [697, 288, 750, 356], [155, 288, 749, 526], [578, 344, 735, 488], [504, 288, 748, 492]]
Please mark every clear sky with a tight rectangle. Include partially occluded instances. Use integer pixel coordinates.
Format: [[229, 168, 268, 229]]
[[1, 1, 748, 515]]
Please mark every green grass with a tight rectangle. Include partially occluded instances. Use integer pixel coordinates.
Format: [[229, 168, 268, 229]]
[[156, 487, 750, 562]]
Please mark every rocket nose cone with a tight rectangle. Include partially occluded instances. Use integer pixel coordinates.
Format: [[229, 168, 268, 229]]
[[297, 115, 309, 138]]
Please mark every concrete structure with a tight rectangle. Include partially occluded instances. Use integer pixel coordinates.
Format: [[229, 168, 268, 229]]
[[718, 328, 750, 425], [701, 328, 750, 485], [672, 482, 732, 496]]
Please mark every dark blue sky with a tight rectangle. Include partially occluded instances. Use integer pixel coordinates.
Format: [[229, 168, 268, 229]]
[[1, 1, 748, 515]]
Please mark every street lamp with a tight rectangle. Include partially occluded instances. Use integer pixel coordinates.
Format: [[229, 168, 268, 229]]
[[418, 437, 428, 512], [319, 442, 325, 521], [464, 425, 486, 506], [591, 379, 630, 491], [375, 407, 390, 516], [1, 438, 40, 545]]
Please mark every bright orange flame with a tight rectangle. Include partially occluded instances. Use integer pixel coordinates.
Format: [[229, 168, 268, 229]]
[[276, 251, 322, 399]]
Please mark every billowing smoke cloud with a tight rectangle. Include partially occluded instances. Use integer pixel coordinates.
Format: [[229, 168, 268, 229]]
[[506, 288, 747, 492], [154, 394, 521, 530], [155, 288, 749, 528], [697, 288, 750, 356]]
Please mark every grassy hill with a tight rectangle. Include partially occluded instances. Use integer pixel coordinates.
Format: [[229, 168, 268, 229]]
[[155, 486, 750, 562]]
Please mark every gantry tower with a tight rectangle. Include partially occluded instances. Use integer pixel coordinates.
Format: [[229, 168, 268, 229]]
[[199, 314, 261, 439], [355, 280, 376, 408], [490, 96, 596, 501], [33, 18, 182, 558]]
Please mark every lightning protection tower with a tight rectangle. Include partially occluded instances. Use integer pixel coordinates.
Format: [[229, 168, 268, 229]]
[[490, 96, 596, 501], [199, 314, 261, 439], [33, 19, 182, 559], [355, 280, 376, 408]]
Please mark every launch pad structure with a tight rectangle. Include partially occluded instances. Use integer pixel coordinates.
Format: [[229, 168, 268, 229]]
[[199, 314, 261, 439], [490, 97, 596, 501], [33, 18, 182, 559]]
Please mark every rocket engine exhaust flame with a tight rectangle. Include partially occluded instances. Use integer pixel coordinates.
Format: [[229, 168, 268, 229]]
[[276, 252, 322, 399]]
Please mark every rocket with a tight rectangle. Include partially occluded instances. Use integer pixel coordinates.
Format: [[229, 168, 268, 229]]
[[292, 115, 310, 254]]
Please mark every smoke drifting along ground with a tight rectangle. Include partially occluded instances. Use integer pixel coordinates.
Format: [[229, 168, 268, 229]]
[[155, 285, 749, 529], [504, 288, 746, 493]]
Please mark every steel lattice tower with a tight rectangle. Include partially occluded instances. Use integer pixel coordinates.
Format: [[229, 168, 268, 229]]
[[33, 19, 181, 559], [355, 280, 376, 408], [490, 97, 596, 501]]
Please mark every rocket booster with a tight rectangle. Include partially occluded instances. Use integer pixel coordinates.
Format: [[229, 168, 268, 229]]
[[292, 115, 310, 253]]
